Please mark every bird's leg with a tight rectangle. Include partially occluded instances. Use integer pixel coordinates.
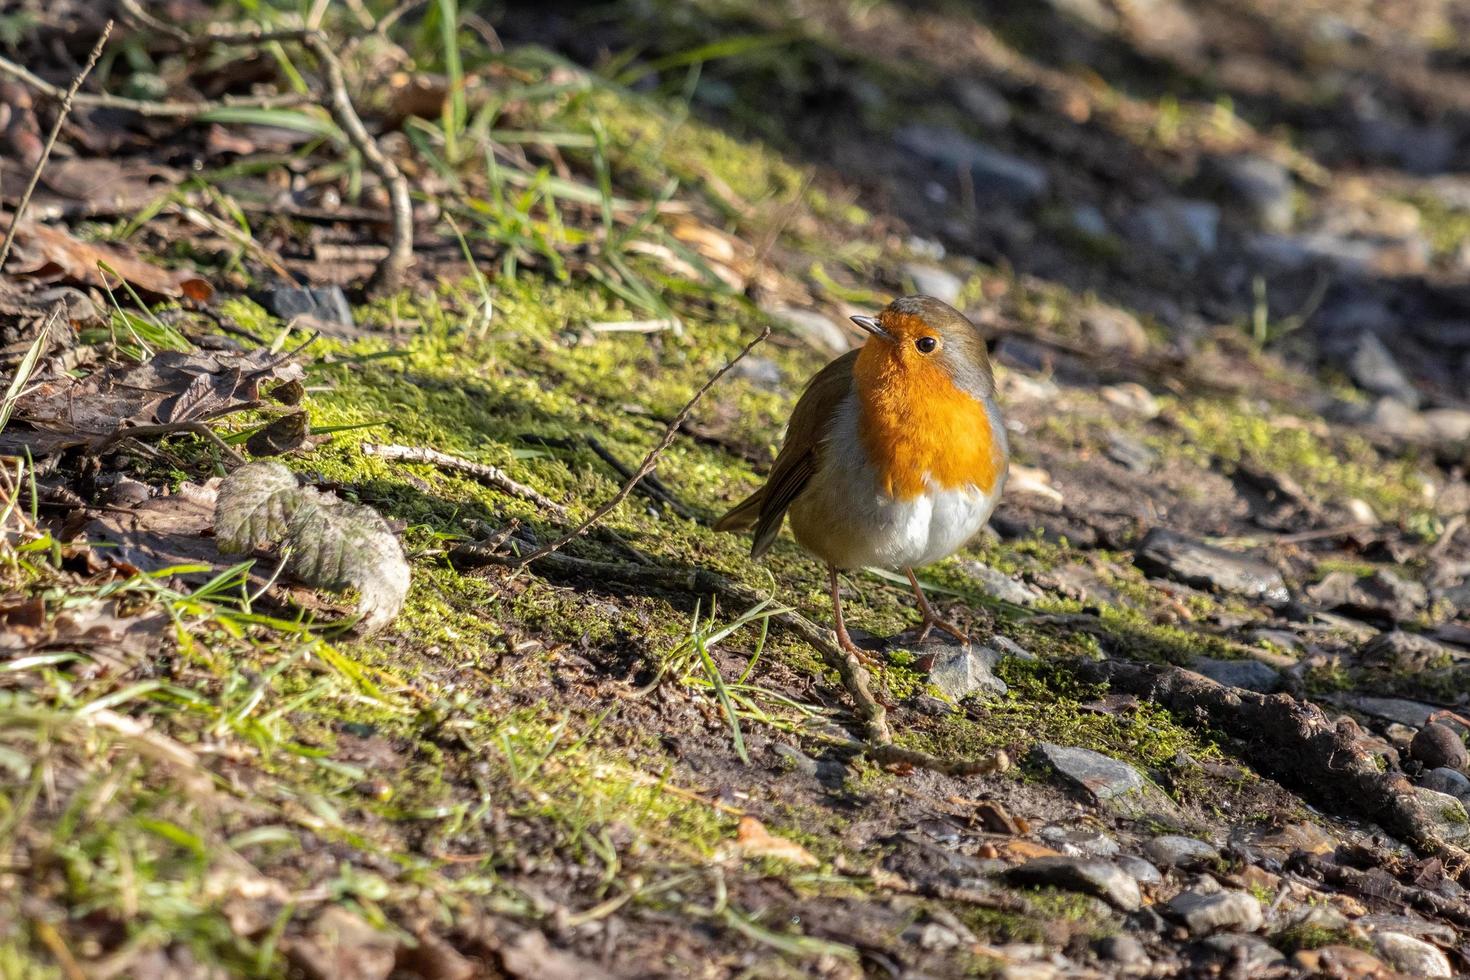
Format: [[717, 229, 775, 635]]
[[905, 567, 970, 646], [829, 564, 874, 662]]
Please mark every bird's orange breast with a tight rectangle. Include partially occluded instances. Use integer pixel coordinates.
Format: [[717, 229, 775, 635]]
[[851, 345, 1003, 501]]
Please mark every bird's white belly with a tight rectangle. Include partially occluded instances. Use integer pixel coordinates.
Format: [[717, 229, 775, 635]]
[[787, 398, 1004, 570]]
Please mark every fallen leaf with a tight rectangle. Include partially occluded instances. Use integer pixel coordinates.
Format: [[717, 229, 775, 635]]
[[996, 839, 1062, 862], [215, 461, 409, 632], [245, 411, 309, 457], [1, 218, 212, 301], [736, 815, 819, 867]]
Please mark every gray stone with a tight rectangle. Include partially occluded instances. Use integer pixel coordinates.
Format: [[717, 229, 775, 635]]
[[1373, 932, 1452, 977], [1367, 396, 1431, 442], [1141, 835, 1219, 869], [1069, 205, 1110, 239], [901, 262, 964, 305], [1424, 408, 1470, 447], [764, 304, 851, 355], [1126, 199, 1219, 260], [1080, 306, 1149, 355], [894, 125, 1049, 205], [1038, 826, 1121, 858], [1347, 696, 1460, 730], [1097, 933, 1148, 967], [1346, 331, 1419, 408], [1410, 723, 1468, 772], [957, 561, 1043, 606], [1116, 855, 1162, 885], [1355, 117, 1456, 175], [953, 79, 1012, 130], [1105, 433, 1156, 473], [1134, 528, 1289, 602], [1307, 570, 1429, 623], [730, 355, 782, 388], [1192, 657, 1280, 693], [1036, 743, 1179, 821], [1411, 787, 1470, 844], [1421, 767, 1470, 798], [1164, 889, 1264, 936], [1204, 154, 1293, 231], [1044, 0, 1117, 32], [1197, 933, 1285, 968], [1003, 856, 1142, 911], [1247, 232, 1377, 272], [261, 285, 354, 328], [928, 644, 1008, 700], [1363, 631, 1454, 672]]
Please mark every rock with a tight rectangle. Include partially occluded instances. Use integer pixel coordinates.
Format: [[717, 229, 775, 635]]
[[764, 303, 851, 355], [926, 643, 1008, 699], [1097, 933, 1149, 967], [1366, 396, 1431, 442], [1203, 154, 1293, 231], [397, 930, 477, 980], [260, 285, 355, 329], [1080, 306, 1149, 355], [1125, 198, 1220, 261], [1164, 888, 1264, 936], [1307, 570, 1429, 623], [1410, 723, 1468, 771], [1100, 383, 1160, 419], [1292, 945, 1392, 977], [957, 561, 1043, 606], [1355, 117, 1456, 175], [287, 906, 398, 980], [1197, 933, 1286, 969], [730, 355, 782, 388], [1424, 408, 1470, 448], [1141, 835, 1219, 869], [1116, 855, 1162, 885], [1248, 231, 1378, 272], [901, 262, 964, 305], [1345, 331, 1419, 408], [1373, 932, 1452, 977], [1035, 743, 1179, 822], [1043, 0, 1117, 32], [1362, 631, 1454, 673], [952, 79, 1012, 130], [1038, 826, 1120, 858], [1069, 204, 1111, 239], [1357, 913, 1457, 942], [895, 125, 1049, 205], [1191, 657, 1280, 693], [1134, 528, 1289, 602], [1347, 696, 1465, 731], [1105, 433, 1156, 473], [1003, 856, 1142, 911], [1421, 767, 1470, 797], [1411, 787, 1470, 844]]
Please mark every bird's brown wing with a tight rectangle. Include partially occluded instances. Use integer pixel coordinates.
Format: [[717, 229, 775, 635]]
[[715, 349, 857, 558]]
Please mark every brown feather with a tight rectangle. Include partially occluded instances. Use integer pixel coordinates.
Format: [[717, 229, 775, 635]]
[[716, 350, 857, 558]]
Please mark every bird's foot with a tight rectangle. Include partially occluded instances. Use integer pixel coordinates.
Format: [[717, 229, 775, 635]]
[[914, 615, 971, 648]]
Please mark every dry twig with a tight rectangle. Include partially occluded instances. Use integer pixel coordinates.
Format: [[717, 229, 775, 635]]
[[511, 327, 770, 567], [362, 443, 566, 516], [0, 22, 113, 273]]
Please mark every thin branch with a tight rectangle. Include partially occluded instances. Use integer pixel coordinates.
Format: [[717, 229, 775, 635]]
[[0, 54, 306, 117], [362, 443, 566, 516], [298, 32, 414, 297], [586, 436, 698, 520], [0, 21, 112, 273], [512, 327, 770, 568]]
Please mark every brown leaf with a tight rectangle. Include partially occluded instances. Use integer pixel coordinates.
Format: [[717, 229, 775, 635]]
[[736, 815, 819, 867], [0, 596, 171, 676], [245, 411, 309, 457], [82, 482, 224, 573], [40, 158, 183, 215], [2, 219, 212, 301]]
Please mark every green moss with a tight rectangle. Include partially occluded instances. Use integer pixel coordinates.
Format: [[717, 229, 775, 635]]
[[1159, 397, 1434, 523]]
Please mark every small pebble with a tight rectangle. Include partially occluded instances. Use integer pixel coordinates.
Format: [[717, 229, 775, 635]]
[[1410, 723, 1468, 771]]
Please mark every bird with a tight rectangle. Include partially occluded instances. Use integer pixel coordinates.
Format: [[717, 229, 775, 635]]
[[716, 294, 1008, 658]]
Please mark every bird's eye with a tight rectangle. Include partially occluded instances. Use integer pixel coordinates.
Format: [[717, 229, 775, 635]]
[[915, 336, 938, 354]]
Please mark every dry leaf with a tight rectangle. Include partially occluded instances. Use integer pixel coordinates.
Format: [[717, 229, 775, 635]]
[[2, 218, 212, 301], [215, 461, 409, 632], [736, 815, 819, 867]]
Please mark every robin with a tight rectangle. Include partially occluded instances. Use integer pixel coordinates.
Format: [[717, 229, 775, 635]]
[[716, 295, 1008, 657]]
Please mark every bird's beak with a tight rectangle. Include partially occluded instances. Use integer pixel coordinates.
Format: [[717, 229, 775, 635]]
[[850, 314, 895, 343]]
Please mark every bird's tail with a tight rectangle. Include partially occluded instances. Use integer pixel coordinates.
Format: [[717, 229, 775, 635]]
[[713, 489, 763, 533]]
